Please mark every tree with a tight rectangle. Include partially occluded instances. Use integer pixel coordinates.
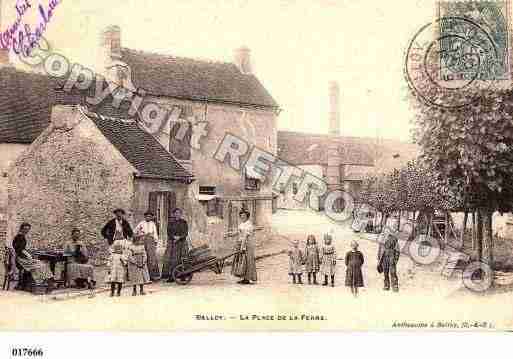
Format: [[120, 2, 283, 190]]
[[411, 89, 513, 266]]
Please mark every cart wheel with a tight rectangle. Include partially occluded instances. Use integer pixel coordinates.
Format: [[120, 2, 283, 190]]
[[172, 264, 193, 285]]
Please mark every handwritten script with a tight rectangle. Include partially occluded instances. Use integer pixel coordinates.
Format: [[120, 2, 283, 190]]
[[0, 0, 61, 56]]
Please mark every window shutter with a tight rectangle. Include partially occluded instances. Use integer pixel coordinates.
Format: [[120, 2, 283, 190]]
[[148, 192, 159, 234]]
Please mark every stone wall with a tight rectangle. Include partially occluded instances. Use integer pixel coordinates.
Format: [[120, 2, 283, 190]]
[[7, 107, 136, 260], [0, 215, 6, 246], [0, 143, 30, 214]]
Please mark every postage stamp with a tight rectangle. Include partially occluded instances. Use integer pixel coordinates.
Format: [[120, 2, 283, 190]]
[[438, 0, 510, 81]]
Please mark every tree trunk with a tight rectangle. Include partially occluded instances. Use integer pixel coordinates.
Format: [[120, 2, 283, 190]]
[[462, 211, 468, 237], [471, 211, 476, 251], [411, 211, 417, 240], [476, 210, 483, 261], [481, 209, 494, 267], [379, 212, 386, 232]]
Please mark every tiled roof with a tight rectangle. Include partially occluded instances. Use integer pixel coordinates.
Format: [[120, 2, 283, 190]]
[[120, 48, 279, 109], [277, 131, 420, 177], [277, 131, 376, 166], [372, 138, 420, 175], [84, 110, 193, 181], [0, 67, 62, 143], [0, 67, 133, 143]]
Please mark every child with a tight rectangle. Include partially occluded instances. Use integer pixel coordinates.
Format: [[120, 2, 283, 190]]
[[288, 239, 304, 284], [107, 240, 127, 297], [345, 240, 365, 297], [320, 234, 337, 287], [304, 235, 320, 285], [128, 234, 151, 296]]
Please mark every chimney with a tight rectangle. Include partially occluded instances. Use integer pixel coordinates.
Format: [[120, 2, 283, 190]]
[[50, 105, 83, 130], [328, 81, 340, 136], [101, 25, 122, 60], [0, 0, 10, 67], [234, 46, 252, 74]]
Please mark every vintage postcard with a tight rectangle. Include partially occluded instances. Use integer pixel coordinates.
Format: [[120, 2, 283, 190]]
[[1, 0, 513, 336]]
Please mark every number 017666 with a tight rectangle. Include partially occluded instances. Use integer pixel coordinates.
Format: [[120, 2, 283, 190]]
[[11, 348, 44, 358]]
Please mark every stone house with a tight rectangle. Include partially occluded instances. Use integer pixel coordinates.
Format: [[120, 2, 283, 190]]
[[96, 26, 280, 247], [7, 105, 193, 258], [0, 24, 280, 251]]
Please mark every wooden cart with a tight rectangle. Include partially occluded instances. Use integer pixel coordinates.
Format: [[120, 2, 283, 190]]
[[172, 245, 239, 285]]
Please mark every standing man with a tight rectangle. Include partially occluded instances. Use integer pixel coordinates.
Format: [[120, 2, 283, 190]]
[[101, 208, 134, 246], [134, 211, 160, 281], [162, 208, 189, 282], [377, 234, 400, 292]]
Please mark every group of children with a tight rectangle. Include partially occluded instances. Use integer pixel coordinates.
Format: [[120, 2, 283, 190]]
[[107, 231, 151, 297], [288, 234, 365, 296]]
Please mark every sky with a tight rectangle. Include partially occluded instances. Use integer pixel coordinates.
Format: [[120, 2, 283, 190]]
[[2, 0, 439, 142]]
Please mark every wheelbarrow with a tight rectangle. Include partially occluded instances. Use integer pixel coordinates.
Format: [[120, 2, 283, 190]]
[[172, 247, 240, 285]]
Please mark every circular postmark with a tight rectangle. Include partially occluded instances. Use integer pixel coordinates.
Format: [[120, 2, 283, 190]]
[[405, 17, 503, 109]]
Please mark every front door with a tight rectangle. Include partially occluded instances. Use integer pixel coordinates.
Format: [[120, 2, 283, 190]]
[[148, 191, 176, 246]]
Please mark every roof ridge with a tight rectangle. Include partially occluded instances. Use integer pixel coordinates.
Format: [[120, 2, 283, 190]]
[[122, 47, 233, 66], [82, 107, 136, 124], [277, 130, 414, 144]]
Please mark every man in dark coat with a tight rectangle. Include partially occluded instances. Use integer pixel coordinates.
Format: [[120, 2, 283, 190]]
[[101, 208, 134, 246], [162, 208, 189, 282], [377, 234, 400, 292]]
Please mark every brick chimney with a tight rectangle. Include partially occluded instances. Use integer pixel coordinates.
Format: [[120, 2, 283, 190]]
[[325, 82, 342, 191], [234, 46, 252, 74], [0, 0, 10, 67], [328, 81, 340, 136], [101, 25, 122, 60], [50, 105, 83, 130]]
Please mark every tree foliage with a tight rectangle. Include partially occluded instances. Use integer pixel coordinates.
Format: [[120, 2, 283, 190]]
[[358, 160, 459, 214], [412, 90, 513, 214]]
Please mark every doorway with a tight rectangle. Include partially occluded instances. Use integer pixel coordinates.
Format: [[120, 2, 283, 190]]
[[148, 191, 176, 247]]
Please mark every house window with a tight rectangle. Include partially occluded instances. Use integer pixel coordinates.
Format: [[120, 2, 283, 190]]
[[199, 186, 220, 217], [169, 120, 192, 160], [243, 166, 261, 191], [245, 177, 260, 190], [199, 186, 216, 195], [292, 182, 298, 195]]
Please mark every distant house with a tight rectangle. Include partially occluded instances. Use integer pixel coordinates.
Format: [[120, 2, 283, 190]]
[[0, 24, 280, 251], [8, 105, 193, 257], [275, 82, 419, 211]]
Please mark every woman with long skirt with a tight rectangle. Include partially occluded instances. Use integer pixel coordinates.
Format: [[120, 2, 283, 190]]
[[231, 209, 257, 285], [134, 211, 161, 281], [12, 223, 54, 287]]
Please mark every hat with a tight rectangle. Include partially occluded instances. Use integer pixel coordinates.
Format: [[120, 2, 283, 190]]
[[144, 211, 154, 216], [113, 208, 126, 215]]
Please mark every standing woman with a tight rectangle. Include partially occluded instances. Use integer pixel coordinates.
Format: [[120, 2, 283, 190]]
[[231, 209, 257, 285], [163, 208, 189, 282], [134, 211, 160, 281], [12, 223, 54, 287]]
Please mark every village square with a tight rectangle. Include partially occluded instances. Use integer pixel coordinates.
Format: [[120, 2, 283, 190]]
[[1, 0, 513, 331]]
